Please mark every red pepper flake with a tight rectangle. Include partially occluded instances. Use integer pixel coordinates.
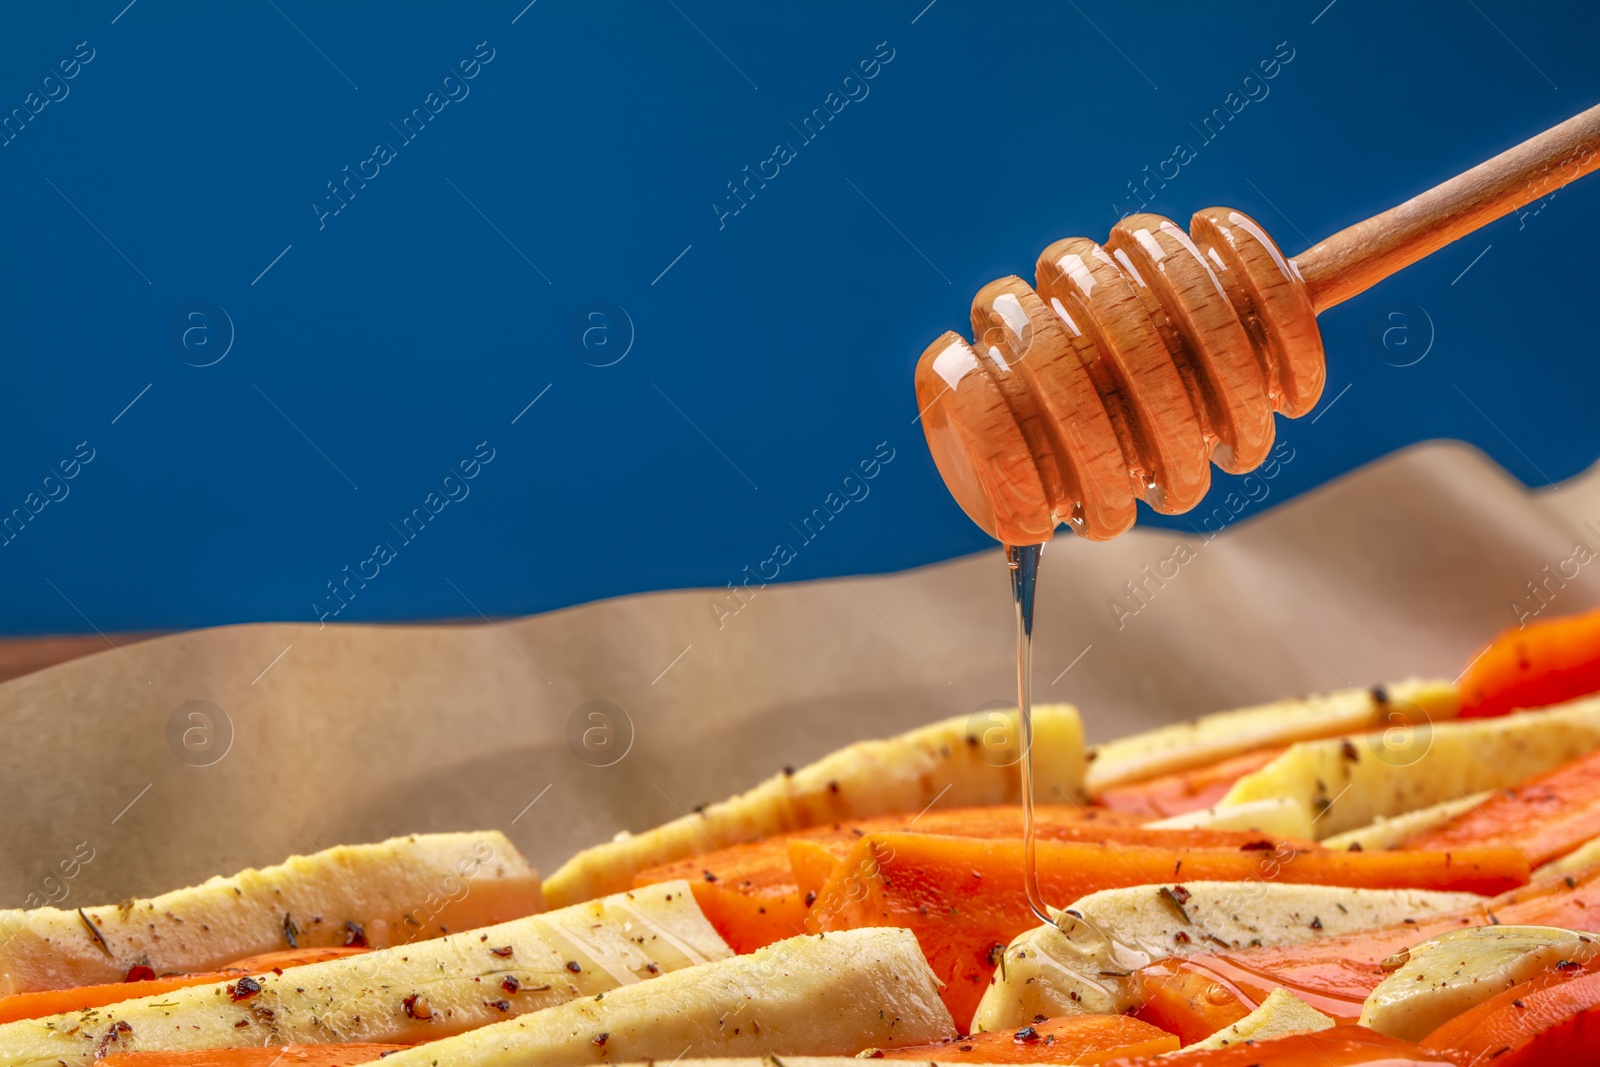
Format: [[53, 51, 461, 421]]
[[987, 943, 1006, 967], [703, 870, 719, 883], [489, 999, 511, 1012], [96, 1018, 135, 1055], [1239, 840, 1274, 851], [804, 891, 817, 907], [402, 993, 433, 1020], [1013, 1026, 1041, 1044], [1311, 917, 1323, 930], [490, 946, 515, 958], [125, 964, 156, 983], [228, 977, 262, 1002], [593, 1032, 610, 1046], [565, 960, 582, 973], [344, 921, 368, 948], [502, 976, 520, 994]]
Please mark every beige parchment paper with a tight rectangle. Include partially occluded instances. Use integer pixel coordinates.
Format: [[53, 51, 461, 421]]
[[4, 441, 1599, 908]]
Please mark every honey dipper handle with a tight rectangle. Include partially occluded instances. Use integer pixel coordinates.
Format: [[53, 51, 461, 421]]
[[1295, 101, 1600, 312]]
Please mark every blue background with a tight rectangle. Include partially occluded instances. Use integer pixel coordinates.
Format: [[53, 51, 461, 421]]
[[0, 1, 1596, 635]]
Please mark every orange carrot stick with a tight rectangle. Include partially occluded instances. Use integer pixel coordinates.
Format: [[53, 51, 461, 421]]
[[95, 1044, 406, 1066], [1402, 747, 1600, 866], [633, 836, 811, 954], [638, 805, 1157, 952], [1133, 962, 1254, 1046], [644, 805, 1322, 957], [806, 831, 1527, 1030], [1096, 747, 1287, 819], [789, 812, 1322, 905], [874, 1014, 1178, 1063], [1460, 605, 1600, 717], [0, 946, 367, 1024]]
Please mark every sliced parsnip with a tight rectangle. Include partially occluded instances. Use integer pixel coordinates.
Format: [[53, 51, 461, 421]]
[[1222, 695, 1600, 837], [0, 832, 542, 996], [970, 881, 1480, 1033], [1085, 678, 1459, 794], [1181, 987, 1332, 1049], [1182, 988, 1335, 1051], [1535, 833, 1600, 880], [542, 707, 1087, 907], [0, 881, 726, 1067], [1359, 925, 1600, 1041], [1148, 797, 1313, 839], [375, 927, 955, 1067], [1322, 792, 1493, 852]]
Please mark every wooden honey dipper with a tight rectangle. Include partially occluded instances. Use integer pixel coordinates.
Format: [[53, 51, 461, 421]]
[[916, 101, 1600, 546]]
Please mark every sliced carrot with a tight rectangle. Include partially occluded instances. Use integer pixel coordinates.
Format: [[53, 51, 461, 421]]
[[637, 805, 1151, 952], [1096, 1028, 1455, 1066], [0, 973, 228, 1025], [1096, 747, 1287, 819], [876, 1014, 1178, 1063], [95, 1044, 406, 1066], [806, 831, 1527, 1030], [788, 836, 841, 903], [1421, 957, 1600, 1066], [633, 836, 810, 954], [790, 813, 1321, 905], [1460, 605, 1600, 717], [0, 946, 368, 1024], [1132, 865, 1600, 1038], [1402, 748, 1600, 867], [1133, 962, 1253, 1046]]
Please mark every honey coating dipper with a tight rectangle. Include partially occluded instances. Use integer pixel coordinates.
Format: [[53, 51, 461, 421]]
[[916, 102, 1600, 546]]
